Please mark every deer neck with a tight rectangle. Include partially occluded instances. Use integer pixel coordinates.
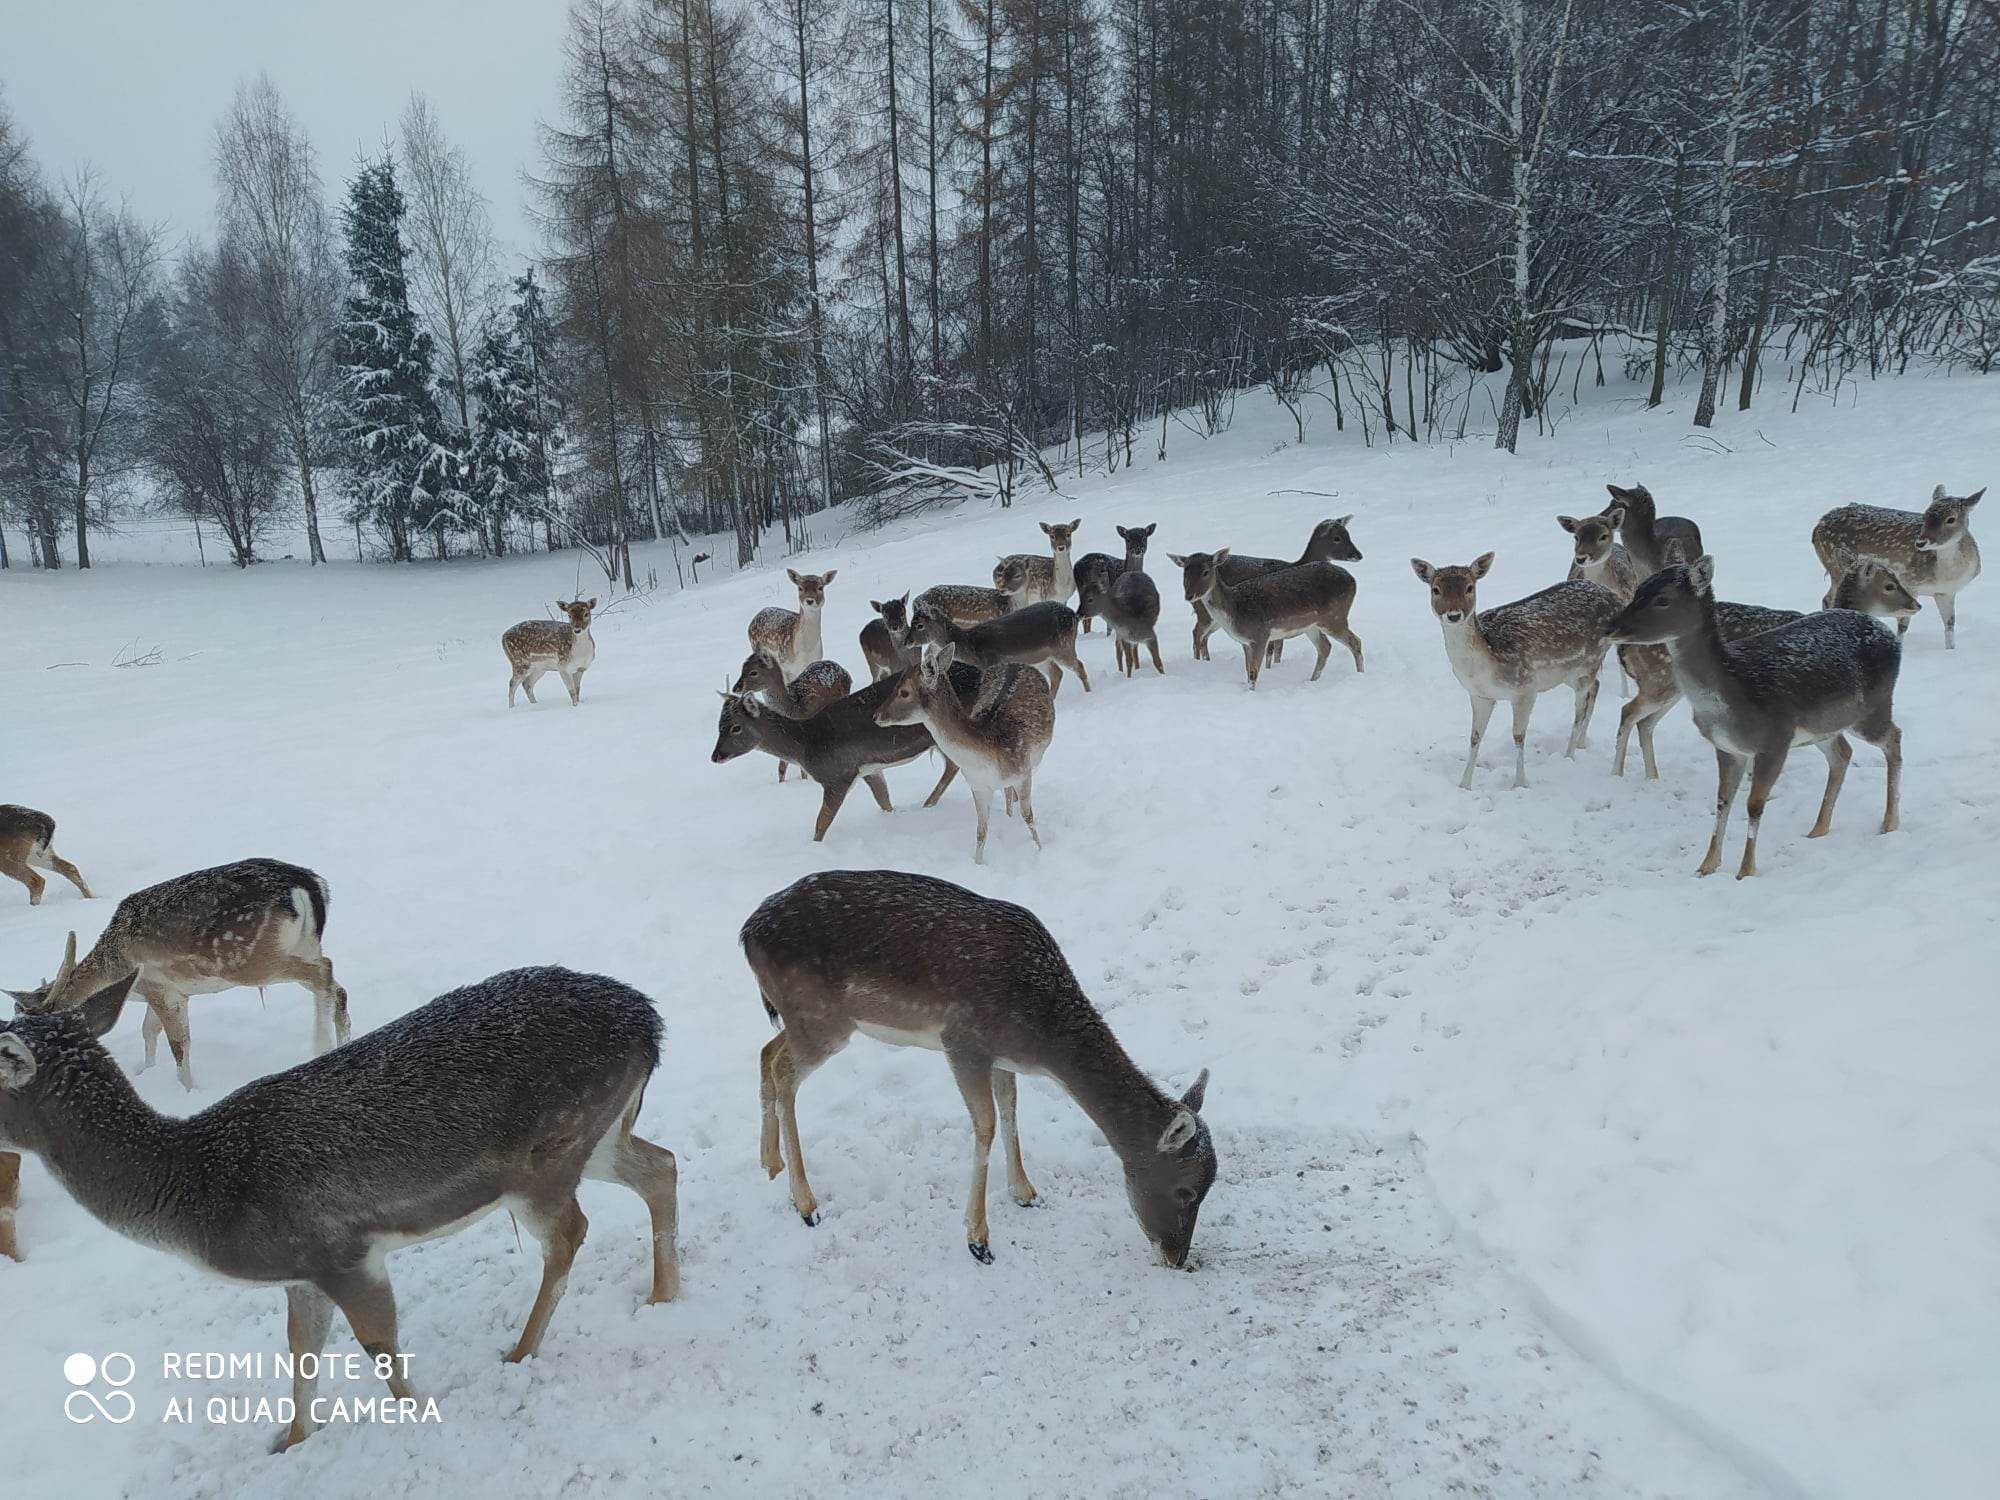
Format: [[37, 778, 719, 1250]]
[[49, 938, 135, 1014], [916, 682, 983, 757], [794, 602, 823, 658], [1437, 611, 1499, 681], [1050, 549, 1075, 597], [1037, 1018, 1177, 1167], [1660, 598, 1733, 691], [25, 1050, 200, 1257], [748, 709, 815, 762]]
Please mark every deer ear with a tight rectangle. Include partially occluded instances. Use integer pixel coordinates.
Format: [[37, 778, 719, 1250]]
[[1071, 517, 1082, 531], [74, 971, 137, 1039], [1181, 1067, 1209, 1113], [1932, 484, 1947, 502], [1157, 1109, 1199, 1154], [0, 1033, 35, 1090], [1963, 489, 1984, 508], [1688, 554, 1716, 594], [1213, 547, 1231, 563], [1168, 553, 1188, 567], [1142, 522, 1155, 536], [1040, 521, 1054, 537], [56, 932, 77, 988], [585, 598, 597, 611], [1471, 552, 1494, 579], [935, 642, 957, 670], [899, 591, 909, 605], [822, 570, 837, 585], [1409, 558, 1433, 583], [1557, 515, 1580, 534], [1334, 515, 1350, 528], [787, 568, 802, 585]]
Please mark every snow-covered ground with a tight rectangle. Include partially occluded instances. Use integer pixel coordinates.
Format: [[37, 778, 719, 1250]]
[[3, 369, 1995, 1499]]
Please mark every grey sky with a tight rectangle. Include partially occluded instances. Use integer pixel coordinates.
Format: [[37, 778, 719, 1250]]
[[6, 0, 563, 262]]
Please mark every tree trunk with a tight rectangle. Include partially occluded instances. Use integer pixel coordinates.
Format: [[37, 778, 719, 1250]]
[[1648, 154, 1685, 409]]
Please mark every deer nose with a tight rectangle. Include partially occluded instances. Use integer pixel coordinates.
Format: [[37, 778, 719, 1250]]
[[1443, 610, 1465, 624]]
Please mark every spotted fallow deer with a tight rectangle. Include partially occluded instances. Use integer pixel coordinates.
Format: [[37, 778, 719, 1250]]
[[732, 652, 854, 783], [1609, 557, 1903, 879], [749, 569, 837, 679], [1177, 551, 1363, 689], [1557, 513, 1641, 600], [993, 519, 1081, 606], [1813, 485, 1982, 648], [0, 966, 677, 1447], [0, 805, 92, 907], [7, 859, 350, 1092], [1410, 554, 1618, 790], [741, 869, 1216, 1267], [502, 599, 596, 707], [1170, 517, 1362, 662]]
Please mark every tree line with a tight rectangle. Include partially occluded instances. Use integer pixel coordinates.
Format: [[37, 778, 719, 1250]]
[[3, 0, 1996, 578]]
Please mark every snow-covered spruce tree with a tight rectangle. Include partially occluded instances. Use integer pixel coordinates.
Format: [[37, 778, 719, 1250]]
[[467, 270, 561, 556], [333, 153, 450, 562]]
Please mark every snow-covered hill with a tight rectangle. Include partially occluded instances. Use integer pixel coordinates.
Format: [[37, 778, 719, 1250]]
[[2, 370, 1995, 1498]]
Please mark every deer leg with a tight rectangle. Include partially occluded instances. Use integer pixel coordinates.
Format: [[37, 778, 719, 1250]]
[[0, 1150, 19, 1262], [592, 1100, 681, 1305], [1509, 695, 1535, 787], [508, 670, 524, 707], [271, 1283, 336, 1452], [992, 1069, 1038, 1207], [149, 987, 195, 1091], [1017, 775, 1042, 849], [922, 760, 959, 807], [971, 786, 995, 864], [36, 849, 92, 899], [1698, 750, 1748, 877], [329, 1273, 417, 1402], [1737, 746, 1791, 879], [1308, 630, 1332, 682], [1567, 671, 1601, 756], [1064, 642, 1090, 693], [1269, 639, 1285, 665], [863, 773, 894, 812], [0, 855, 41, 906], [273, 955, 345, 1054], [771, 1030, 833, 1226], [1858, 716, 1902, 833], [1806, 735, 1853, 838], [571, 666, 588, 702], [506, 1196, 588, 1362], [1335, 626, 1363, 674], [1616, 688, 1670, 779], [1192, 604, 1211, 660], [1937, 592, 1955, 649], [1046, 659, 1064, 697], [1243, 640, 1261, 690], [947, 1051, 1000, 1264], [813, 778, 856, 842], [758, 1031, 787, 1178], [1147, 634, 1165, 674], [519, 667, 543, 704], [1461, 695, 1497, 790]]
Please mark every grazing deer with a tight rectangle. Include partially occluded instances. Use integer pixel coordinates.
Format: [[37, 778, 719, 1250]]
[[860, 594, 914, 680], [741, 869, 1216, 1266], [1077, 566, 1165, 677], [732, 653, 854, 783], [1071, 523, 1155, 633], [0, 966, 678, 1448], [749, 569, 837, 679], [502, 599, 596, 707], [712, 674, 965, 840], [1599, 483, 1703, 576], [909, 599, 1092, 696], [1410, 555, 1618, 789], [1170, 517, 1361, 660], [7, 859, 349, 1092], [0, 805, 92, 906], [1178, 551, 1362, 689], [1813, 485, 1982, 648], [913, 581, 1014, 628], [877, 649, 1055, 862], [1609, 557, 1902, 879], [1613, 561, 1919, 780], [993, 519, 1081, 606], [1558, 514, 1641, 600]]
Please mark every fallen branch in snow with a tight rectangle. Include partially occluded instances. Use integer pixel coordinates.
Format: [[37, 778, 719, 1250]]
[[44, 660, 89, 671], [111, 643, 163, 669]]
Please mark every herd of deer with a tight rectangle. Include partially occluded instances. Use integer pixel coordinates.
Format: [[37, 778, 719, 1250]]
[[0, 476, 1978, 1453]]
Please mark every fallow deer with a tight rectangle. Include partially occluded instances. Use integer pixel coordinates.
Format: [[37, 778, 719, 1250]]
[[1599, 483, 1703, 576], [741, 869, 1216, 1266], [732, 653, 854, 783], [1078, 565, 1165, 677], [0, 805, 92, 906], [749, 569, 837, 679], [502, 599, 596, 707], [1410, 554, 1618, 789], [1178, 551, 1362, 689], [7, 859, 349, 1092], [860, 594, 914, 680], [1170, 517, 1361, 660], [1813, 485, 1982, 648], [1557, 514, 1640, 600], [1069, 523, 1153, 632], [1609, 557, 1903, 878], [993, 519, 1081, 606], [0, 966, 677, 1448], [876, 649, 1056, 863], [908, 599, 1092, 696], [912, 580, 1014, 628]]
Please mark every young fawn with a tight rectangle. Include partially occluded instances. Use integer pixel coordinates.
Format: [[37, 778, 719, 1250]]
[[1177, 550, 1362, 689], [712, 675, 964, 840], [1613, 561, 1918, 780], [0, 805, 92, 906], [0, 966, 677, 1448], [732, 652, 854, 782], [749, 569, 837, 678], [1171, 517, 1362, 661], [1410, 554, 1618, 789], [876, 649, 1056, 863], [503, 598, 596, 707], [1600, 483, 1704, 576], [1610, 558, 1903, 878], [741, 869, 1216, 1266], [913, 580, 1016, 628], [860, 594, 914, 680], [8, 859, 349, 1092], [1557, 514, 1640, 600], [993, 519, 1081, 606], [1072, 523, 1157, 634], [1813, 485, 1982, 648], [908, 598, 1092, 696]]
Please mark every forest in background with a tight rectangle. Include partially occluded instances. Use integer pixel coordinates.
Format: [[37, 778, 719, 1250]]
[[1, 0, 1996, 583]]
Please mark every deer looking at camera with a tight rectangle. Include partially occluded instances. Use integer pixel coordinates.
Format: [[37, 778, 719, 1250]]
[[1812, 484, 1982, 649], [0, 805, 92, 907], [749, 570, 837, 680], [742, 869, 1216, 1267], [1072, 523, 1157, 636], [1557, 514, 1640, 600], [993, 519, 1081, 607], [503, 599, 596, 707], [860, 594, 915, 680], [0, 965, 677, 1447]]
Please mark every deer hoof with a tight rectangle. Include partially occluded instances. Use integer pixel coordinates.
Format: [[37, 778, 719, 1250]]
[[799, 1208, 821, 1228], [967, 1241, 994, 1265]]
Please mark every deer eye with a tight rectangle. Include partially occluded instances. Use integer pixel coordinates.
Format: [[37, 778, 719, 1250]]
[[1175, 1187, 1197, 1204]]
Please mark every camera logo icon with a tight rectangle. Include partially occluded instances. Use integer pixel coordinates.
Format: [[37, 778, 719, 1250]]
[[63, 1352, 136, 1424]]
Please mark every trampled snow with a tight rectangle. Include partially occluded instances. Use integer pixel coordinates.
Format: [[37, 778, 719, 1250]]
[[2, 371, 1995, 1498]]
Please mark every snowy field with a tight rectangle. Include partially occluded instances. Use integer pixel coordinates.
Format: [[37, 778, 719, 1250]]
[[2, 371, 1996, 1499]]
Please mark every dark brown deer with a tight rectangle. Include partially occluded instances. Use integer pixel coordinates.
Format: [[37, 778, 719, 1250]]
[[1077, 565, 1164, 676], [741, 869, 1216, 1267], [860, 594, 914, 680], [1179, 551, 1362, 688], [1812, 485, 1982, 648], [1608, 558, 1903, 878], [1169, 517, 1361, 660], [908, 599, 1092, 696], [1599, 483, 1704, 576], [8, 859, 349, 1092], [749, 569, 836, 678], [502, 599, 596, 707], [0, 805, 92, 906], [1071, 523, 1156, 633], [0, 966, 678, 1448]]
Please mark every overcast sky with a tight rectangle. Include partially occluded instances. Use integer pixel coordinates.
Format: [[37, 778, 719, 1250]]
[[6, 0, 563, 262]]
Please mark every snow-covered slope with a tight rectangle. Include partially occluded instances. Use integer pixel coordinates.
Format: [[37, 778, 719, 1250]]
[[2, 371, 1995, 1499]]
